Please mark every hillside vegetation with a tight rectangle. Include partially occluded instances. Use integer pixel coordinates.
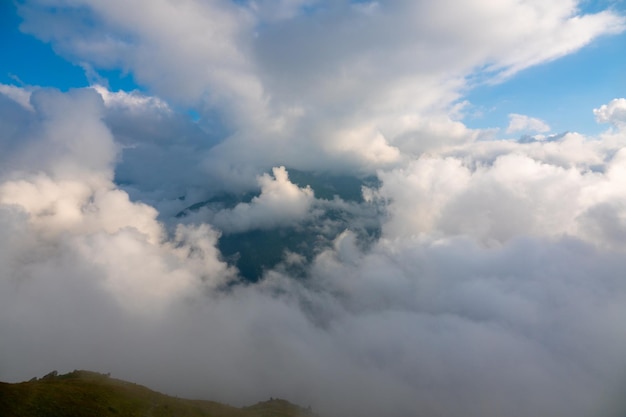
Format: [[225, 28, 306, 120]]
[[0, 370, 316, 417]]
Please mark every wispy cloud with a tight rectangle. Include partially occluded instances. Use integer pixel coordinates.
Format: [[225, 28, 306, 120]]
[[506, 113, 551, 134]]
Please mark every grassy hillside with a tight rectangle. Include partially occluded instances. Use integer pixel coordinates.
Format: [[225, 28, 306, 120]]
[[0, 370, 316, 417]]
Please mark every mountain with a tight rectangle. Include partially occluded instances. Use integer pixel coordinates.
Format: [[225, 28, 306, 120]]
[[176, 168, 382, 282], [0, 370, 317, 417]]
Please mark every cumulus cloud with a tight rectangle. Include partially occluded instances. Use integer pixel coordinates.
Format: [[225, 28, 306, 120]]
[[373, 131, 626, 248], [18, 0, 261, 112], [0, 88, 234, 313], [84, 85, 224, 217], [594, 98, 626, 127], [211, 166, 314, 233], [506, 113, 551, 134]]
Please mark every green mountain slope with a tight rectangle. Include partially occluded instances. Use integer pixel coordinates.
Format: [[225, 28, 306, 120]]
[[0, 370, 316, 417]]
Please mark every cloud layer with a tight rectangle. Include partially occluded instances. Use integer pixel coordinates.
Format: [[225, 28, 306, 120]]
[[2, 82, 626, 417], [2, 1, 626, 417]]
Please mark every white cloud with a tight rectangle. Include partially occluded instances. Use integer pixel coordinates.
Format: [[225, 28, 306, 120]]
[[82, 85, 224, 216], [303, 231, 626, 417], [371, 131, 626, 249], [506, 113, 551, 134], [0, 83, 33, 110], [594, 98, 626, 127], [0, 88, 117, 183], [92, 85, 170, 113], [15, 0, 625, 175], [211, 166, 314, 233], [0, 88, 234, 313]]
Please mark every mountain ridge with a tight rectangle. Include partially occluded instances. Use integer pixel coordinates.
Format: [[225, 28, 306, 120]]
[[0, 370, 317, 417]]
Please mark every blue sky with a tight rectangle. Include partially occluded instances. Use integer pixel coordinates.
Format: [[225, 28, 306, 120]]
[[466, 0, 626, 135], [0, 3, 82, 88], [0, 1, 136, 91], [464, 27, 626, 135]]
